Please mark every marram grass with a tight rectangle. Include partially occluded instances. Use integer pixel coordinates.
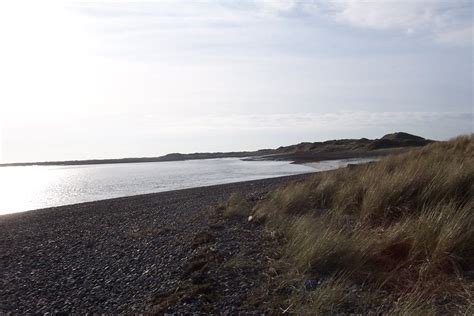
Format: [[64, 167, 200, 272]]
[[247, 135, 473, 314]]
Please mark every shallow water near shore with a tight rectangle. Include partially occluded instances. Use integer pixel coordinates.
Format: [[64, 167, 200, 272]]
[[0, 157, 372, 215]]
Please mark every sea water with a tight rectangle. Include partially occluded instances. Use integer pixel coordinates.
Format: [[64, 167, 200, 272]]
[[0, 157, 373, 215]]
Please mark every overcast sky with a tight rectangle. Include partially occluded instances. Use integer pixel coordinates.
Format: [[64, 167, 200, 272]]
[[0, 0, 472, 163]]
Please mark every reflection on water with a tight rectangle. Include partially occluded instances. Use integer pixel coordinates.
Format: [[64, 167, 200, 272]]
[[0, 158, 309, 215], [304, 157, 378, 171], [0, 157, 374, 215]]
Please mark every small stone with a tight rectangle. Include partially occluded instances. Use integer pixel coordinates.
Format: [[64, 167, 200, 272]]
[[304, 279, 319, 291]]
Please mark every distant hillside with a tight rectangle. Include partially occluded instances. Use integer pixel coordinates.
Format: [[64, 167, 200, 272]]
[[368, 132, 430, 150], [0, 132, 432, 167], [252, 132, 433, 162]]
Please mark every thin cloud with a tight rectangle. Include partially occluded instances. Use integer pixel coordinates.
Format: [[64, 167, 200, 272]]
[[138, 112, 473, 132], [436, 24, 473, 46], [71, 1, 473, 46], [251, 0, 473, 46]]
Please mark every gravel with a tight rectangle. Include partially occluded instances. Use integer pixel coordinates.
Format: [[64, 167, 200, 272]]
[[0, 174, 311, 313]]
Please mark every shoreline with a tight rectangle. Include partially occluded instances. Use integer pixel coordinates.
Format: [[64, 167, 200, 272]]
[[0, 148, 408, 168], [0, 173, 311, 313], [0, 173, 314, 218], [1, 155, 379, 217]]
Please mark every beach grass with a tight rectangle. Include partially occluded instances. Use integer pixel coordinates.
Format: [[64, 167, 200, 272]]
[[230, 135, 473, 313], [222, 192, 252, 219]]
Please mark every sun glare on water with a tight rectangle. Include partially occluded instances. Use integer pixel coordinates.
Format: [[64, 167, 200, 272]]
[[0, 167, 61, 215]]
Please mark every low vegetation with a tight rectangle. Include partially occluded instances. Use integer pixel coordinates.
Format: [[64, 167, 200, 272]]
[[221, 192, 252, 219], [230, 135, 473, 314]]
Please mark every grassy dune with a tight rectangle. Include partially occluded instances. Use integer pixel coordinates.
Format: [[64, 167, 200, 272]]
[[244, 136, 473, 314]]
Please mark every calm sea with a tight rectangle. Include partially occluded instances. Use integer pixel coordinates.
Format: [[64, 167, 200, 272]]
[[0, 157, 373, 215]]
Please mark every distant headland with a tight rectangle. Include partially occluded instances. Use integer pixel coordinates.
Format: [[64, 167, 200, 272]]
[[0, 132, 432, 167]]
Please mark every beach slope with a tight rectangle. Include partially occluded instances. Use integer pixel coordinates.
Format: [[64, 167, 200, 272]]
[[0, 174, 308, 313]]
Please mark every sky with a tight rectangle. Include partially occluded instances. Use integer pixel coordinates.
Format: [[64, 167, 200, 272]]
[[0, 0, 472, 163]]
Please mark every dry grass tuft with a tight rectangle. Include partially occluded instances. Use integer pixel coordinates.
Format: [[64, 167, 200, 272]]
[[222, 192, 251, 219], [253, 135, 474, 313]]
